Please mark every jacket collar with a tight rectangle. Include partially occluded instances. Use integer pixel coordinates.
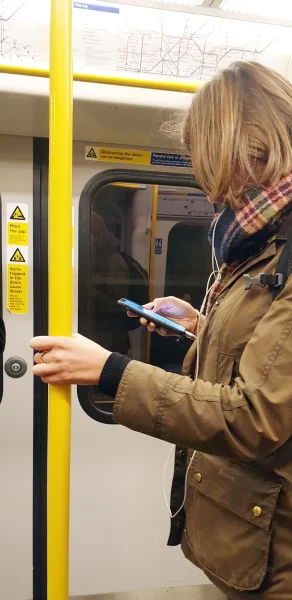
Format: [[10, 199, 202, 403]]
[[214, 209, 292, 298], [216, 241, 277, 298]]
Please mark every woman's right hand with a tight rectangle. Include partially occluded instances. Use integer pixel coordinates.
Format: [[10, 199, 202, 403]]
[[128, 296, 204, 337]]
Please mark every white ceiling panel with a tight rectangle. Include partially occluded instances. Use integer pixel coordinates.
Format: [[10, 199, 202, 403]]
[[219, 0, 292, 20]]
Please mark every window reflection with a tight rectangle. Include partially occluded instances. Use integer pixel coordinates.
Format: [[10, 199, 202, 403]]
[[91, 212, 133, 355], [88, 183, 212, 412]]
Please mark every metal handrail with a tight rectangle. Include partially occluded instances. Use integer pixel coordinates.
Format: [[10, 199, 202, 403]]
[[0, 63, 202, 93]]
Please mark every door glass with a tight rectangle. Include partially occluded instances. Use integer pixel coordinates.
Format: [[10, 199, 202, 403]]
[[150, 222, 211, 374], [83, 181, 213, 418]]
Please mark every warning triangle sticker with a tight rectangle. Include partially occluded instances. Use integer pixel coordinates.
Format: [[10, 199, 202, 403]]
[[10, 248, 26, 263], [10, 206, 25, 220], [86, 147, 97, 158]]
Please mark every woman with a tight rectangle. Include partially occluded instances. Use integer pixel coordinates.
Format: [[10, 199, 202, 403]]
[[31, 62, 292, 599]]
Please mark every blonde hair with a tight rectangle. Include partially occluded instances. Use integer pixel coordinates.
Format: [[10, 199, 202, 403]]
[[182, 62, 292, 208]]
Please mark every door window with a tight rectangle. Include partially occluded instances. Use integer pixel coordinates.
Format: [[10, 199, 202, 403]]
[[78, 173, 213, 422]]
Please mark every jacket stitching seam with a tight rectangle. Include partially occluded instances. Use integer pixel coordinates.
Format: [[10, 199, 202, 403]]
[[170, 387, 248, 411], [113, 361, 136, 421], [245, 312, 292, 392], [155, 375, 178, 436], [215, 291, 245, 380]]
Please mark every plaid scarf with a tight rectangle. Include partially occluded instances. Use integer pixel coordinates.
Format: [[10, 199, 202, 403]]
[[206, 173, 292, 315]]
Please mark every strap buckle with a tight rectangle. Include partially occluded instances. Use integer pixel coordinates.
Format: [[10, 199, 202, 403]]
[[243, 272, 283, 291]]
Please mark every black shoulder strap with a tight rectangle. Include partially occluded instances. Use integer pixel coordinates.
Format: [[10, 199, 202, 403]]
[[271, 231, 292, 300]]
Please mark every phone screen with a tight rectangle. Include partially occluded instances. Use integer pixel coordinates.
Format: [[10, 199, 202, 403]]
[[118, 299, 186, 333]]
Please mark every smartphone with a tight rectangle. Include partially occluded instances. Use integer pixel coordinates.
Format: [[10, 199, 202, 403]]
[[117, 298, 195, 340]]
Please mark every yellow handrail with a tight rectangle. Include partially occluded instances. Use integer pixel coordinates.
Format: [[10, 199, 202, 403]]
[[48, 0, 73, 598], [0, 63, 202, 93]]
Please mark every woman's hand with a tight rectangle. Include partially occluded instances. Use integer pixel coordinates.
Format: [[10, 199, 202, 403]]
[[128, 296, 204, 337], [30, 334, 111, 385]]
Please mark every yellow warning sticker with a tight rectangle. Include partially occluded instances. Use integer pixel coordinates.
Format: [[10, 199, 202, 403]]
[[10, 206, 25, 220], [86, 147, 97, 159], [10, 248, 26, 262], [85, 145, 151, 165], [7, 203, 28, 246], [7, 245, 28, 314], [8, 265, 28, 314], [7, 204, 29, 315], [8, 222, 28, 246]]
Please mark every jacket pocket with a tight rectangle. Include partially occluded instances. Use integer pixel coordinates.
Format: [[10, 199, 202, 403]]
[[184, 453, 282, 591]]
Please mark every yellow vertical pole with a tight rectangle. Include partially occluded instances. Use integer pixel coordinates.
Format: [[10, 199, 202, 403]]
[[48, 0, 73, 599], [145, 185, 158, 363]]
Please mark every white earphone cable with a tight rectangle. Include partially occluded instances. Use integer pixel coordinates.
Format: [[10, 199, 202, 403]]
[[162, 211, 223, 518]]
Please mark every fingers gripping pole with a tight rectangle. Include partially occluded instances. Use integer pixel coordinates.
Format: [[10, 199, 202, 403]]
[[48, 0, 73, 598]]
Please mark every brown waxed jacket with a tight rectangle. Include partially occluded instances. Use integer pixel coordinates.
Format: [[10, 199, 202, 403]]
[[113, 223, 292, 600]]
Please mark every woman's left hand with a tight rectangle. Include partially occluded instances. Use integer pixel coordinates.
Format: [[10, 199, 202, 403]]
[[30, 334, 111, 385]]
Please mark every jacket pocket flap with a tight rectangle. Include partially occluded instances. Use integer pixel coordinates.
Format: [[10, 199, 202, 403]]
[[188, 453, 282, 531]]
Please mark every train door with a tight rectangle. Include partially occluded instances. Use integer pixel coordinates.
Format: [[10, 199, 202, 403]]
[[0, 136, 218, 600], [70, 143, 215, 597], [0, 135, 35, 600]]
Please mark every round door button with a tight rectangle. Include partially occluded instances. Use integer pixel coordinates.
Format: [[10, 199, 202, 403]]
[[5, 357, 27, 379]]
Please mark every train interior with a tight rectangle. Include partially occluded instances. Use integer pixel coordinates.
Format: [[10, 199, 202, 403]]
[[1, 0, 292, 599], [0, 136, 222, 600]]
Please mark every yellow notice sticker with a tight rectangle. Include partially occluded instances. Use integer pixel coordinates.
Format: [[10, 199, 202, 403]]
[[7, 246, 28, 314], [8, 265, 28, 314], [8, 222, 28, 246], [7, 204, 29, 314], [7, 203, 28, 246], [85, 146, 151, 165]]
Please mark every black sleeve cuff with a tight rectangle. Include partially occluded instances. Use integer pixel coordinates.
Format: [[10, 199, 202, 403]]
[[99, 352, 131, 398]]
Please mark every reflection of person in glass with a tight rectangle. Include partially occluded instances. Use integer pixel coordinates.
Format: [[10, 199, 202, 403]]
[[91, 213, 131, 355], [181, 292, 191, 304]]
